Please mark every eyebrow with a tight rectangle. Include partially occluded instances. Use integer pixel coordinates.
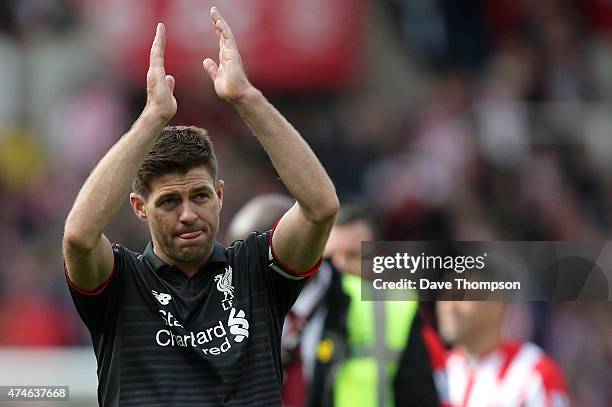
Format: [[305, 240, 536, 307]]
[[154, 184, 213, 203], [154, 192, 180, 205], [191, 185, 213, 194]]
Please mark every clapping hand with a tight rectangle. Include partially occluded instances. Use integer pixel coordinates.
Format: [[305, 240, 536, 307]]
[[203, 7, 255, 104], [145, 23, 177, 122]]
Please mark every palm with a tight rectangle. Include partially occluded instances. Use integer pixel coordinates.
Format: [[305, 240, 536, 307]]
[[213, 60, 247, 99], [212, 62, 231, 97]]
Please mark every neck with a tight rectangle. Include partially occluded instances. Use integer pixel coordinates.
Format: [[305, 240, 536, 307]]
[[172, 261, 202, 278], [460, 328, 502, 359], [153, 245, 213, 278]]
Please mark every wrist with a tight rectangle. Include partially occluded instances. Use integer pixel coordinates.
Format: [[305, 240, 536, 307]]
[[228, 86, 263, 109], [139, 107, 171, 129]]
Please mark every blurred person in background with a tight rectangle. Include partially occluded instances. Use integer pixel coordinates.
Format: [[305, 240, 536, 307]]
[[432, 298, 569, 407], [62, 7, 338, 406], [309, 203, 438, 407], [226, 193, 294, 244]]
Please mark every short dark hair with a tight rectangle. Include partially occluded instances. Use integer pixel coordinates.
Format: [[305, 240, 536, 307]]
[[132, 126, 217, 198], [335, 202, 378, 240]]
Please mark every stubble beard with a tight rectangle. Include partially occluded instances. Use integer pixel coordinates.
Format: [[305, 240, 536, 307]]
[[167, 237, 213, 264], [156, 223, 217, 266], [152, 213, 220, 267]]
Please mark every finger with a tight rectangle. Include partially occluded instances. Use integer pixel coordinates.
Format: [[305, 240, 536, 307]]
[[149, 23, 166, 69], [210, 7, 234, 41], [218, 31, 224, 54], [165, 75, 175, 93], [203, 58, 218, 81], [213, 23, 227, 51]]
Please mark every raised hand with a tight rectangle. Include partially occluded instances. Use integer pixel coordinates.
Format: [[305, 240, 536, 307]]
[[203, 7, 255, 104], [145, 23, 177, 122]]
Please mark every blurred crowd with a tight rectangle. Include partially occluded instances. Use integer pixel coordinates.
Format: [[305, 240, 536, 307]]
[[0, 0, 611, 405]]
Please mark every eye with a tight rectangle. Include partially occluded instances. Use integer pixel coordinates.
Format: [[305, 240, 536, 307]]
[[193, 192, 208, 202], [160, 197, 178, 207]]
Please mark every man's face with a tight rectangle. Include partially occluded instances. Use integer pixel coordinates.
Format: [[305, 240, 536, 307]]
[[324, 220, 373, 277], [436, 300, 505, 346], [131, 166, 224, 268]]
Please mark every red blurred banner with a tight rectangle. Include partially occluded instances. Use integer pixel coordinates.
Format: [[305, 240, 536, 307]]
[[78, 0, 365, 92]]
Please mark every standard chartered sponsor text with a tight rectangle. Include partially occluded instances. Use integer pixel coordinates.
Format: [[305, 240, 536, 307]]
[[373, 278, 520, 291], [156, 309, 247, 356], [156, 321, 226, 347]]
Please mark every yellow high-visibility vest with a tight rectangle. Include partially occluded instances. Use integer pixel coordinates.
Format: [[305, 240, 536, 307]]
[[332, 274, 418, 407]]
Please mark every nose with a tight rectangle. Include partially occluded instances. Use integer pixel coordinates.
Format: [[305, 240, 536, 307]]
[[178, 201, 198, 225]]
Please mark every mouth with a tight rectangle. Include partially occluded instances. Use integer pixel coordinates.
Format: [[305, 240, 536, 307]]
[[177, 231, 204, 240]]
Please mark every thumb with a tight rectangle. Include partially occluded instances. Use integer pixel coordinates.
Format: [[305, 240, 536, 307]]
[[203, 58, 218, 81], [165, 75, 175, 93]]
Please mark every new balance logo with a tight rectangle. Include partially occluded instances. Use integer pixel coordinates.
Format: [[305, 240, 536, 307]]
[[152, 290, 172, 305]]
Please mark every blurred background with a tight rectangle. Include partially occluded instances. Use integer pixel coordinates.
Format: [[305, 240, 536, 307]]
[[0, 0, 611, 405]]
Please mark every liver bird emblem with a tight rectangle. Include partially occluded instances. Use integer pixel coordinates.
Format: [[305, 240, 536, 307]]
[[215, 266, 234, 310]]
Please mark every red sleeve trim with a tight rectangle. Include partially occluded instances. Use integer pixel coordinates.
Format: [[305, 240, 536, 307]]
[[269, 219, 322, 277], [498, 341, 522, 381], [534, 355, 569, 395], [64, 256, 116, 296], [422, 322, 448, 370]]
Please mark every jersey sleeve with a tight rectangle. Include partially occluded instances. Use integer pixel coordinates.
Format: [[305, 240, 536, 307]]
[[247, 230, 320, 318], [523, 355, 570, 407], [65, 243, 126, 334]]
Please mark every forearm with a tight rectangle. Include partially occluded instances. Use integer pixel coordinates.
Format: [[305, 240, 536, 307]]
[[64, 111, 166, 249], [233, 89, 339, 222]]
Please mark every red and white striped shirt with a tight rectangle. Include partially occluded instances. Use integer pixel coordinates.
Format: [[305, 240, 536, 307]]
[[426, 331, 569, 407]]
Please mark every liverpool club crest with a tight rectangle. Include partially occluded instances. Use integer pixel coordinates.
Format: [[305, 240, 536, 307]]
[[214, 266, 234, 311]]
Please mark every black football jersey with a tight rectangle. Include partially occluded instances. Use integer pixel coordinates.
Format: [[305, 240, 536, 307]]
[[67, 231, 315, 406]]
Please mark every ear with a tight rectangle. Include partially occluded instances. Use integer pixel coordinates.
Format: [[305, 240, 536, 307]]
[[216, 179, 224, 210], [130, 192, 149, 223]]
